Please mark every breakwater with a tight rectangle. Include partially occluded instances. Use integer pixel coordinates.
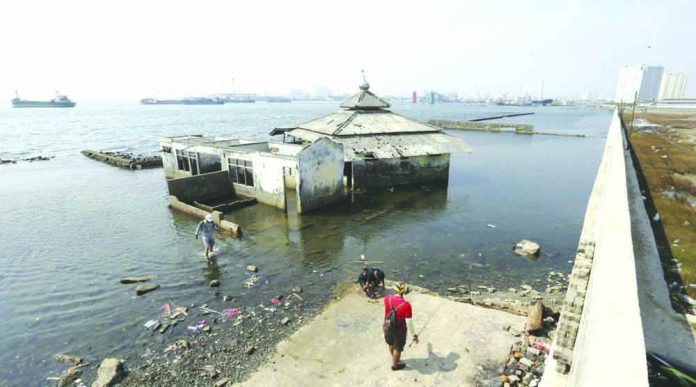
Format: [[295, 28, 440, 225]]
[[430, 119, 589, 138], [81, 150, 162, 170]]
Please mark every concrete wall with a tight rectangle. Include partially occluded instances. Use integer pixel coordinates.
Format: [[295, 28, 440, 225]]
[[542, 110, 648, 386], [228, 151, 294, 210], [166, 170, 235, 204], [351, 154, 450, 189], [296, 138, 344, 213]]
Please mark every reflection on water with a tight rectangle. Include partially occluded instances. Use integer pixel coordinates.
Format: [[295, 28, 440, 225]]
[[0, 102, 611, 385]]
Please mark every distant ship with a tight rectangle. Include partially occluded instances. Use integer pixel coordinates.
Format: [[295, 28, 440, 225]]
[[266, 96, 291, 103], [12, 92, 76, 108], [220, 94, 256, 103], [140, 97, 224, 105], [531, 99, 554, 106]]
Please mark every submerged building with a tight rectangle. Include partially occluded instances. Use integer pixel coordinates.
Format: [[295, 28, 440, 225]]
[[272, 81, 470, 189], [160, 82, 469, 214]]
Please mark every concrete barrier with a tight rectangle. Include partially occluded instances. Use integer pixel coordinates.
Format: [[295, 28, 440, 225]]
[[542, 110, 648, 386], [167, 195, 242, 237]]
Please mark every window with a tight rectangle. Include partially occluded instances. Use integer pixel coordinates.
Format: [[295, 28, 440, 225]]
[[198, 153, 222, 174], [228, 158, 254, 187], [175, 149, 200, 175]]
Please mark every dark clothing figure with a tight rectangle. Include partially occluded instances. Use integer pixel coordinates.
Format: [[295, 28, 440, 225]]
[[358, 267, 385, 298]]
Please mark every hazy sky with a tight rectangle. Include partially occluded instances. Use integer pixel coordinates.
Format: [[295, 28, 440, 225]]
[[1, 0, 694, 101]]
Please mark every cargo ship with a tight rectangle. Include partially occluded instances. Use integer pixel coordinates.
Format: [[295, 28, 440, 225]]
[[140, 97, 224, 105], [12, 92, 76, 108]]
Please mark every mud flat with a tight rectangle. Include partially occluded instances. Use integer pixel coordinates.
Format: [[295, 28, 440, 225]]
[[238, 285, 525, 386]]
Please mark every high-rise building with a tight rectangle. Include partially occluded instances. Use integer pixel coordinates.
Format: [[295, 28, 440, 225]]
[[658, 72, 688, 100], [614, 65, 664, 103], [639, 66, 664, 101]]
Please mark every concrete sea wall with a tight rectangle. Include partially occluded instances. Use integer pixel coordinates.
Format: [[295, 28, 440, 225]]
[[542, 110, 648, 386]]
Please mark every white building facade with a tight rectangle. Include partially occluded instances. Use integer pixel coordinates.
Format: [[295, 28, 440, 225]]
[[658, 72, 688, 100]]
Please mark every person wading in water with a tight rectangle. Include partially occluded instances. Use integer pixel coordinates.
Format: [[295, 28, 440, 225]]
[[195, 214, 216, 259], [383, 282, 418, 370]]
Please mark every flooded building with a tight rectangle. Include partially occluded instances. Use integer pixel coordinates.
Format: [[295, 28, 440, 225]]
[[272, 81, 470, 189], [160, 81, 469, 214], [160, 136, 344, 214]]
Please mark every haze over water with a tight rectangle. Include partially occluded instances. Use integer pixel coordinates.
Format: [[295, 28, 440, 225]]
[[0, 101, 610, 384]]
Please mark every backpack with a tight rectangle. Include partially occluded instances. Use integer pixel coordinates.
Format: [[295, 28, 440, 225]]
[[383, 296, 406, 335]]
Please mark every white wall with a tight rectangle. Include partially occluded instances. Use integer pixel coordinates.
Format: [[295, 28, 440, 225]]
[[543, 111, 648, 386], [296, 138, 344, 213]]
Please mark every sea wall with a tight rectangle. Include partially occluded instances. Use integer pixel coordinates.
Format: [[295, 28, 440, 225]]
[[542, 110, 648, 386]]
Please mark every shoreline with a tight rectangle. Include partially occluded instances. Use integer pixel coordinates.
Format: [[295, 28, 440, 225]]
[[100, 279, 563, 386]]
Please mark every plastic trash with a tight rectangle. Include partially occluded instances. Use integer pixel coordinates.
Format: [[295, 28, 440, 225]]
[[144, 319, 158, 329], [689, 284, 696, 289], [487, 224, 496, 228], [270, 297, 281, 305], [162, 303, 171, 316], [223, 308, 239, 318], [653, 213, 660, 222], [187, 325, 201, 333], [532, 342, 550, 353]]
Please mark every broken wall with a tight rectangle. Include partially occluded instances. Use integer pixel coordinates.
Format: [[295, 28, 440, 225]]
[[296, 138, 344, 213], [166, 170, 235, 203], [352, 153, 450, 189]]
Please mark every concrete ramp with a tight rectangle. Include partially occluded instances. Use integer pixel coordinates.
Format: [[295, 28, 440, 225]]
[[239, 289, 524, 386]]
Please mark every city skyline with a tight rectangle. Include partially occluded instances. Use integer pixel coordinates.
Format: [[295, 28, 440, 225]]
[[1, 0, 695, 101]]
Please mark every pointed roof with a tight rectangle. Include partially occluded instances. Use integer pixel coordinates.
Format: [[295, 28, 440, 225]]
[[339, 82, 390, 110]]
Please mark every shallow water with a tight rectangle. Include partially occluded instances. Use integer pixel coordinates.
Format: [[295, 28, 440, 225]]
[[0, 101, 611, 384]]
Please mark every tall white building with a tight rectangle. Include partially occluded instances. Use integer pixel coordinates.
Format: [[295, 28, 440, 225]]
[[614, 65, 664, 103], [658, 72, 688, 100]]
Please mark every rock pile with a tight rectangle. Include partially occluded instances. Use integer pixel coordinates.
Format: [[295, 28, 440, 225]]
[[499, 339, 549, 387]]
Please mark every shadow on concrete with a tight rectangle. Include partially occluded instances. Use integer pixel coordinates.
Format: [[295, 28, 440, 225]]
[[620, 110, 696, 364], [620, 110, 692, 314], [406, 342, 460, 375]]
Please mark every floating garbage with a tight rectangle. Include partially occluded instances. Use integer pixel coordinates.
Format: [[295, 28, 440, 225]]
[[144, 320, 158, 329], [187, 320, 208, 333], [223, 308, 239, 318], [653, 213, 660, 222], [270, 297, 281, 305], [487, 224, 497, 228], [162, 303, 171, 316], [244, 274, 259, 288]]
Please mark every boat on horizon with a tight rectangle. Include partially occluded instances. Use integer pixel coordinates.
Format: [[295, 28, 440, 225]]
[[140, 97, 224, 105], [12, 91, 76, 108]]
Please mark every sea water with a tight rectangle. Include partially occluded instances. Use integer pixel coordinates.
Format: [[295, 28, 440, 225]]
[[0, 101, 610, 384]]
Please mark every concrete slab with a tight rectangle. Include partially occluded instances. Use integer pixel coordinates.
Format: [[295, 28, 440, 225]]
[[239, 287, 525, 386]]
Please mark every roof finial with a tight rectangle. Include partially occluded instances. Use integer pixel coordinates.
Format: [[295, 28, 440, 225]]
[[360, 69, 370, 91]]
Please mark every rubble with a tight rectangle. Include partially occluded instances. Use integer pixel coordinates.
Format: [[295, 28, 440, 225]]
[[135, 284, 160, 295], [92, 358, 126, 387]]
